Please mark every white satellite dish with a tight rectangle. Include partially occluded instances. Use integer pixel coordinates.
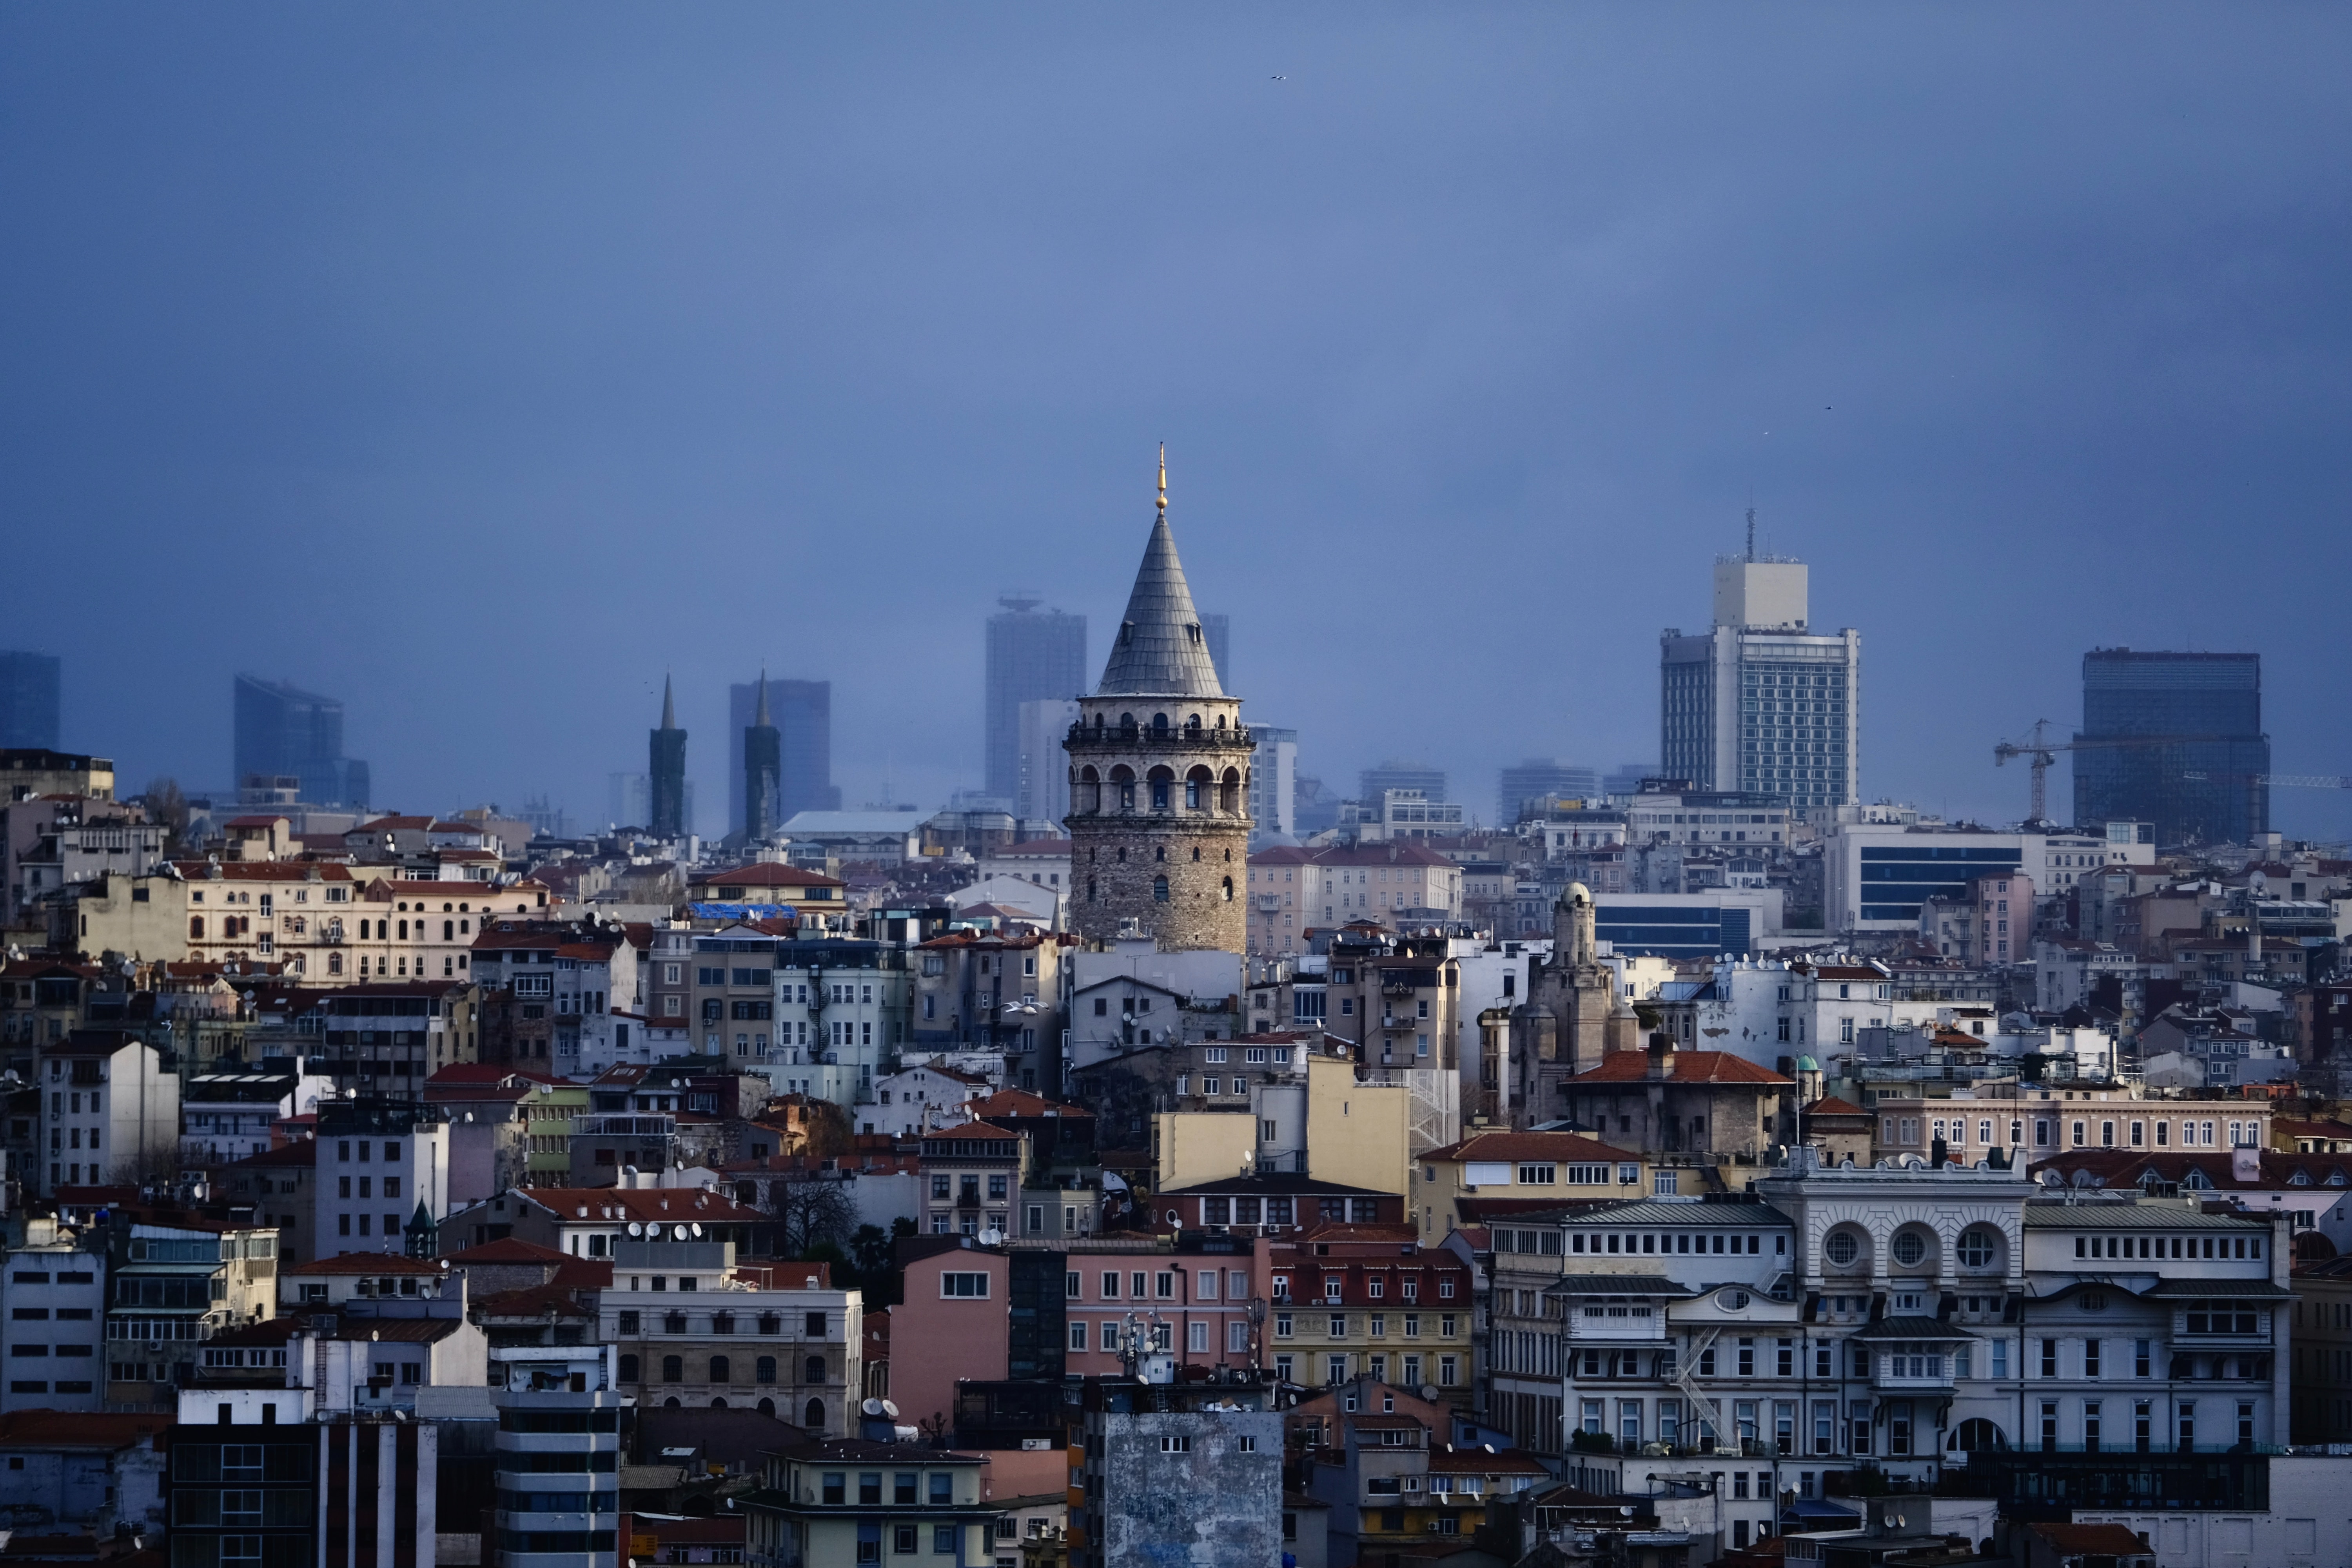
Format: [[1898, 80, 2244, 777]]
[[880, 1399, 899, 1419], [862, 1398, 886, 1417], [691, 1223, 704, 1238], [627, 1221, 644, 1238]]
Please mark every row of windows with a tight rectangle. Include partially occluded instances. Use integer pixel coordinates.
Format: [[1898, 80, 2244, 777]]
[[613, 1310, 829, 1336], [1272, 1312, 1457, 1340], [618, 1354, 826, 1384]]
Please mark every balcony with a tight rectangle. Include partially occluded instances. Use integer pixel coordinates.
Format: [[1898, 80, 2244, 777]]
[[1565, 1305, 1667, 1343], [1869, 1350, 1957, 1393]]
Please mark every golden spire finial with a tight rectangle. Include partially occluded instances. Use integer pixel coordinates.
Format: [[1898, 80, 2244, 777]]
[[1156, 443, 1167, 514]]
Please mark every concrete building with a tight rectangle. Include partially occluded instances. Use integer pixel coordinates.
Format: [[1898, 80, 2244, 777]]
[[104, 1217, 279, 1412], [986, 593, 1088, 808], [0, 653, 61, 751], [1068, 1374, 1281, 1568], [1064, 460, 1253, 954], [489, 1341, 623, 1568], [1497, 759, 1599, 827], [1015, 697, 1081, 825], [743, 1437, 1000, 1568], [0, 1217, 105, 1412], [1358, 761, 1446, 805], [601, 1238, 859, 1433], [1824, 820, 2149, 934], [0, 748, 113, 804], [1246, 724, 1298, 848], [1661, 553, 1860, 815], [314, 1098, 450, 1258], [38, 1028, 178, 1197]]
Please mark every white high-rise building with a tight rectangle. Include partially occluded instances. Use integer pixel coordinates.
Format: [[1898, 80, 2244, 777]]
[[1015, 697, 1081, 825], [1247, 725, 1297, 846], [1661, 555, 1860, 812]]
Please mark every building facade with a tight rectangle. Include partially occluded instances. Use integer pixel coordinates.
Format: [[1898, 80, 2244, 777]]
[[232, 672, 368, 806], [2075, 649, 2269, 846], [986, 595, 1089, 808]]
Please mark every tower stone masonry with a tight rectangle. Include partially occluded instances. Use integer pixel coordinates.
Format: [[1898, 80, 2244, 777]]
[[1065, 454, 1253, 954]]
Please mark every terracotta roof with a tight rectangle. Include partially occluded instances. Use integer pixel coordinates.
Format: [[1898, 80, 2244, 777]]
[[1421, 1129, 1626, 1164], [0, 1410, 169, 1450], [1803, 1096, 1869, 1117], [426, 1064, 569, 1090], [441, 1236, 571, 1265], [1569, 1050, 1792, 1086], [476, 1282, 597, 1319], [171, 860, 352, 881], [964, 1089, 1094, 1120], [923, 1121, 1021, 1143], [287, 1253, 446, 1276]]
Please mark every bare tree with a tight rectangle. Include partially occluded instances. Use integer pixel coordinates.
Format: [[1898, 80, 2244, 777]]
[[766, 1175, 856, 1256], [140, 777, 190, 852]]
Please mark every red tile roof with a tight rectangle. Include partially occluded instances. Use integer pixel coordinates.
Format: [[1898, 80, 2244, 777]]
[[441, 1236, 571, 1265], [1570, 1050, 1792, 1086], [171, 860, 352, 881], [1803, 1096, 1869, 1117], [964, 1089, 1094, 1120], [1422, 1129, 1626, 1164]]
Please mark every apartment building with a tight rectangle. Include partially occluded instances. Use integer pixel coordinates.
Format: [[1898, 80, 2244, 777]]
[[38, 1028, 179, 1199], [600, 1239, 860, 1435], [1257, 1227, 1473, 1404]]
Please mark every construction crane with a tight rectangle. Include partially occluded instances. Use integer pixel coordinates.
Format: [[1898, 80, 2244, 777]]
[[1993, 720, 2224, 824]]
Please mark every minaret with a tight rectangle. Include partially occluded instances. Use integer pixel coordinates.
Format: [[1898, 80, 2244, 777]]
[[649, 674, 687, 839], [743, 670, 781, 844], [1063, 448, 1254, 953]]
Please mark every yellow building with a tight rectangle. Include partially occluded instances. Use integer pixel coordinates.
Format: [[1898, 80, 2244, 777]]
[[1154, 1109, 1258, 1191], [1304, 1053, 1410, 1198], [1412, 1129, 1661, 1241], [0, 749, 113, 803], [1256, 1229, 1475, 1405]]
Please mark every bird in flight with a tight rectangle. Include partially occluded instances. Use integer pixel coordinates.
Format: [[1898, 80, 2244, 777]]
[[1271, 74, 1287, 80]]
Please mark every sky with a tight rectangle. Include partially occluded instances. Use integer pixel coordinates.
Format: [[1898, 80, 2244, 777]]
[[4, 6, 2350, 838]]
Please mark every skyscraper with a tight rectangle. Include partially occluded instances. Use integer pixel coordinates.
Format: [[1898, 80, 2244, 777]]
[[1359, 760, 1446, 803], [984, 595, 1087, 804], [232, 673, 370, 806], [1015, 697, 1081, 824], [728, 677, 841, 834], [1247, 725, 1298, 846], [0, 653, 60, 750], [648, 675, 688, 838], [1497, 759, 1599, 824], [742, 675, 782, 843], [2075, 649, 2268, 845], [1659, 550, 1860, 811]]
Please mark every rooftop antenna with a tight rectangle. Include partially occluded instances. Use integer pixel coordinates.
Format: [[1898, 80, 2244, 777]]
[[1745, 492, 1757, 564]]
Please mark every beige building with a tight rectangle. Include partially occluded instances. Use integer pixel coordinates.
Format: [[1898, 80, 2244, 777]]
[[1412, 1129, 1659, 1241], [0, 749, 113, 804], [1245, 844, 1465, 956], [1065, 466, 1253, 955], [1872, 1086, 2272, 1166]]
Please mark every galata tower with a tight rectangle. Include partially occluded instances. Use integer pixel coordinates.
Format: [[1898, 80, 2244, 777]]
[[1064, 450, 1254, 953]]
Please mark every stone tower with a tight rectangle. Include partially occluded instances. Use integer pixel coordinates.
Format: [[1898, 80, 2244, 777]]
[[1506, 882, 1640, 1127], [1065, 451, 1254, 953]]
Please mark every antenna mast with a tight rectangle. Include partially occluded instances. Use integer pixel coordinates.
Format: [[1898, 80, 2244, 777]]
[[1745, 505, 1757, 564]]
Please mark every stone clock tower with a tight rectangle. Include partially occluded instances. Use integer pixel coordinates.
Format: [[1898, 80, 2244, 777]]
[[1065, 452, 1254, 954]]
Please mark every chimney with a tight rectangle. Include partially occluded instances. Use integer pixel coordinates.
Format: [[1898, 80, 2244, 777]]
[[1646, 1033, 1676, 1082]]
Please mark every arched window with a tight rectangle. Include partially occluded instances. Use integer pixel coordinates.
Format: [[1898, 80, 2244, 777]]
[[757, 1356, 777, 1384], [757, 1397, 775, 1416], [1222, 877, 1234, 902], [1191, 847, 1201, 862], [1154, 846, 1165, 862], [1087, 878, 1098, 902], [1077, 765, 1100, 814], [805, 1355, 828, 1383], [661, 1355, 683, 1382], [710, 1356, 730, 1383], [664, 1396, 681, 1408], [710, 1397, 728, 1409], [443, 920, 454, 940], [1116, 848, 1127, 864], [1221, 767, 1243, 815], [189, 917, 204, 939], [397, 920, 408, 940], [1148, 766, 1174, 811], [1151, 713, 1170, 737], [805, 1397, 826, 1431], [1185, 765, 1211, 810], [1153, 876, 1170, 903], [1111, 764, 1136, 811], [619, 1354, 640, 1382]]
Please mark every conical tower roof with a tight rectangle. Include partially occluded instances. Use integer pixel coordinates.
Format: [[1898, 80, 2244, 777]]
[[659, 673, 677, 730], [1095, 449, 1225, 698], [751, 669, 773, 728]]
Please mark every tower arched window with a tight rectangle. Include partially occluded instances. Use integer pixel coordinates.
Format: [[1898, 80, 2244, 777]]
[[1222, 877, 1234, 902], [1148, 766, 1174, 811], [1220, 767, 1243, 815], [1185, 714, 1201, 733], [1155, 847, 1165, 862], [1153, 876, 1170, 903], [1077, 765, 1100, 814], [1111, 765, 1136, 812], [1186, 765, 1211, 810], [1087, 878, 1098, 902], [1191, 848, 1201, 862], [1152, 713, 1170, 737]]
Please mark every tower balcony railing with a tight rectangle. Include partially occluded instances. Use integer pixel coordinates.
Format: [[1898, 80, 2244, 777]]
[[1065, 723, 1257, 753]]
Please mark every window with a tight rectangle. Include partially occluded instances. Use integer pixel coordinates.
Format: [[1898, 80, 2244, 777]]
[[1516, 1163, 1555, 1185], [939, 1273, 989, 1299]]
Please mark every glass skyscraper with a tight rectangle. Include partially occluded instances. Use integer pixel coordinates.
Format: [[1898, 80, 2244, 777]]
[[0, 652, 61, 750], [232, 673, 369, 806], [727, 677, 840, 834], [2075, 649, 2267, 846], [984, 595, 1087, 805]]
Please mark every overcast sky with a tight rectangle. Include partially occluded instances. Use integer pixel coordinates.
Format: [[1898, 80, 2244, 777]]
[[5, 6, 2349, 837]]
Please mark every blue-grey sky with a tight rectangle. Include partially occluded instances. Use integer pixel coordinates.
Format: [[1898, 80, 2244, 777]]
[[5, 6, 2350, 836]]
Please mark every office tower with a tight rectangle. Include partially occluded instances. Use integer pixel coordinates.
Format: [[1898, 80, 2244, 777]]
[[2075, 650, 2269, 845], [648, 675, 688, 837], [1359, 760, 1446, 803], [1497, 758, 1599, 824], [0, 654, 60, 750], [728, 676, 841, 834], [1602, 763, 1659, 797], [743, 675, 782, 842], [1659, 552, 1860, 811], [1015, 697, 1081, 825], [232, 673, 370, 807], [1201, 612, 1230, 691], [1247, 726, 1298, 846], [984, 594, 1087, 804], [608, 772, 649, 828]]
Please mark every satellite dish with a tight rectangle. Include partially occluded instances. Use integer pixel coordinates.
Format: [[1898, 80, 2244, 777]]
[[880, 1399, 899, 1419], [627, 1221, 644, 1237], [691, 1223, 704, 1238], [862, 1398, 886, 1416], [1419, 1384, 1439, 1402]]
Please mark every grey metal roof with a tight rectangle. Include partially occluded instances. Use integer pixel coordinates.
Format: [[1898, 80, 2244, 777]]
[[1541, 1275, 1697, 1297], [2142, 1278, 2292, 1298], [1547, 1201, 1792, 1228], [2021, 1203, 2267, 1229], [1094, 513, 1225, 698], [1849, 1315, 1978, 1341]]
